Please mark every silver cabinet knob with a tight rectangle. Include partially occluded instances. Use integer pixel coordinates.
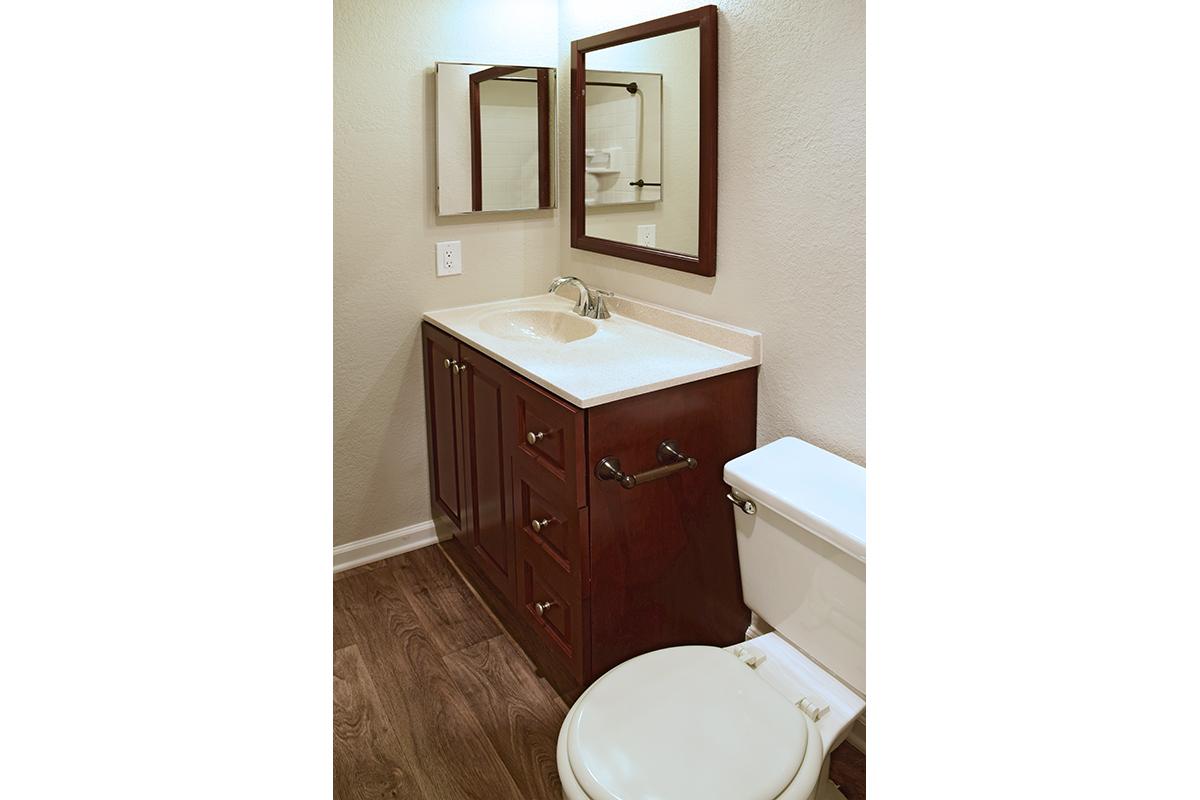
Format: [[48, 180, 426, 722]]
[[531, 518, 552, 533], [453, 362, 468, 375], [534, 600, 556, 616], [443, 358, 458, 370], [526, 430, 546, 445]]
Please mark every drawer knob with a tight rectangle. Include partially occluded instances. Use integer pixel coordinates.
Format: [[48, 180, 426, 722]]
[[526, 430, 546, 445], [531, 518, 553, 533], [443, 358, 458, 370], [453, 362, 469, 375], [534, 600, 556, 616]]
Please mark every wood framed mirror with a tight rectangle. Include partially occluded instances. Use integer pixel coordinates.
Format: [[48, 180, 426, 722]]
[[570, 5, 717, 276]]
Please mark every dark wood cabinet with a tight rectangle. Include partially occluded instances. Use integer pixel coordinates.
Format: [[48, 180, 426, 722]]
[[585, 370, 756, 678], [422, 323, 463, 529], [422, 321, 756, 698], [457, 344, 517, 601], [421, 327, 517, 601]]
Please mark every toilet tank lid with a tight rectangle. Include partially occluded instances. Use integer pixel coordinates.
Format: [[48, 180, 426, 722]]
[[724, 437, 866, 561]]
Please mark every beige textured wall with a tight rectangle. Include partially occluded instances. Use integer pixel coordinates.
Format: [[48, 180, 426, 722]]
[[558, 0, 865, 465], [334, 0, 560, 546]]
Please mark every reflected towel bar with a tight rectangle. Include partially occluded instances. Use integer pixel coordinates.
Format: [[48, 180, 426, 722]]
[[595, 440, 698, 489], [586, 80, 639, 94], [629, 180, 662, 188]]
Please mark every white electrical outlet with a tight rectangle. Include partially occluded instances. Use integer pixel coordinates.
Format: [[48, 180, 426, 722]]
[[436, 240, 462, 276], [637, 224, 656, 248]]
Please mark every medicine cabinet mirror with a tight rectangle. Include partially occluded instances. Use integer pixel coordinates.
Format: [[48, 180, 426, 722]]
[[570, 5, 717, 276], [435, 63, 556, 215]]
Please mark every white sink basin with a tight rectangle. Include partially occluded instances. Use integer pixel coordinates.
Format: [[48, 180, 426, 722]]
[[478, 309, 597, 343]]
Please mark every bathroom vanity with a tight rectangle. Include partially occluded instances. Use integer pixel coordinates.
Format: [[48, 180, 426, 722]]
[[421, 293, 760, 696]]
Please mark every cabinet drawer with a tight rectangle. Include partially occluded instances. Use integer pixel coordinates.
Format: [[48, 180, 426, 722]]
[[507, 374, 586, 505], [518, 541, 586, 683], [512, 458, 588, 591]]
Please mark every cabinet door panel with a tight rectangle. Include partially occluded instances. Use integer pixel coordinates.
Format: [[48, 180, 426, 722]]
[[507, 374, 586, 505], [517, 542, 587, 684], [422, 323, 462, 529], [458, 344, 516, 601], [511, 457, 589, 595]]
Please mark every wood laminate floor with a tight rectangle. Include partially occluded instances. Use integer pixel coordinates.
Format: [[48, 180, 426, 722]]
[[333, 544, 866, 800]]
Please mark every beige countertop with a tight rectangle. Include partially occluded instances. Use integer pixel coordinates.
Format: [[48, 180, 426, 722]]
[[423, 293, 762, 407]]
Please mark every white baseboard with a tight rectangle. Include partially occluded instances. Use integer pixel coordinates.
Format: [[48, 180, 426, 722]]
[[333, 520, 438, 573]]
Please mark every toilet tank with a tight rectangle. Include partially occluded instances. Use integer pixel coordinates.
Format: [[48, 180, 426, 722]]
[[724, 437, 866, 695]]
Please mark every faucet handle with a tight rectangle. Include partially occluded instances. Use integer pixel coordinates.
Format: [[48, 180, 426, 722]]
[[588, 288, 613, 320]]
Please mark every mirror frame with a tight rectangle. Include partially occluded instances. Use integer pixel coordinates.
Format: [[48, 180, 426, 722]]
[[570, 5, 718, 277]]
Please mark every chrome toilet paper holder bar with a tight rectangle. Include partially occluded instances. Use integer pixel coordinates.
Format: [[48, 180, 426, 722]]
[[595, 440, 698, 490]]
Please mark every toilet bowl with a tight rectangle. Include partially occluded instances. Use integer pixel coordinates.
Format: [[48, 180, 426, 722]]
[[556, 437, 866, 800]]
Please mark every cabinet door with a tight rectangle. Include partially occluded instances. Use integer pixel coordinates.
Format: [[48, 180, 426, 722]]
[[421, 323, 463, 529], [457, 344, 516, 601]]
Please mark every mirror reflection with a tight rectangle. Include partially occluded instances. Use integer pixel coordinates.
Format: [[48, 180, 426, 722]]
[[436, 63, 555, 215], [583, 28, 699, 255], [584, 71, 662, 207]]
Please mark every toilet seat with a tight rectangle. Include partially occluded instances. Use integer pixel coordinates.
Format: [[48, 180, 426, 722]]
[[561, 646, 823, 800]]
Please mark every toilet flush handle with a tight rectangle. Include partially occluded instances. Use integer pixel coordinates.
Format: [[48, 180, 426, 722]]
[[725, 491, 756, 515]]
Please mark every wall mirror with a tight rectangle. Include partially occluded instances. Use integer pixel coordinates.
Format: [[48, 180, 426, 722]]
[[571, 6, 717, 276], [435, 63, 556, 215]]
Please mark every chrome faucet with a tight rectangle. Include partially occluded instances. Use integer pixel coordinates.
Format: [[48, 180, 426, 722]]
[[547, 276, 612, 319]]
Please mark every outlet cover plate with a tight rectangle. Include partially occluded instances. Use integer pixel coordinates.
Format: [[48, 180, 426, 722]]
[[436, 241, 462, 276]]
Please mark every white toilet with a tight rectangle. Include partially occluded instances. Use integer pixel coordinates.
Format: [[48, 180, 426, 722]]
[[556, 436, 866, 800]]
